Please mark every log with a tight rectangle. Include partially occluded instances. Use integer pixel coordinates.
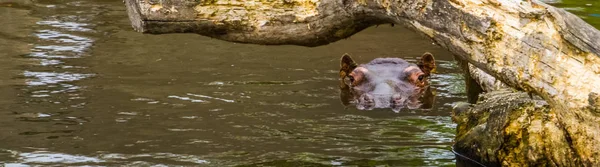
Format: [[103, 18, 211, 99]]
[[452, 90, 579, 166], [456, 55, 507, 104], [123, 0, 600, 165]]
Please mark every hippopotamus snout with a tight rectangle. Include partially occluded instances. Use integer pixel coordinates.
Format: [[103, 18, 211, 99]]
[[356, 80, 409, 110], [339, 52, 436, 111], [356, 92, 411, 111]]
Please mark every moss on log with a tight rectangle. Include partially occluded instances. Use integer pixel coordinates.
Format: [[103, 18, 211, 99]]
[[452, 90, 588, 166]]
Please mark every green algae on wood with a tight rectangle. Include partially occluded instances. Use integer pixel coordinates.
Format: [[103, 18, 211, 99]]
[[453, 90, 582, 166]]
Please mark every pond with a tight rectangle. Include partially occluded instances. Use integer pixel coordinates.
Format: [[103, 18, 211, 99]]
[[0, 0, 597, 166], [544, 0, 600, 28]]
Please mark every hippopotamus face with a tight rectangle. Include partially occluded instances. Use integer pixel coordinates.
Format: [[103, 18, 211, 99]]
[[339, 53, 436, 112]]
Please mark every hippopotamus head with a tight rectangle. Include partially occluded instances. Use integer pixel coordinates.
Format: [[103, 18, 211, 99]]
[[339, 53, 436, 112]]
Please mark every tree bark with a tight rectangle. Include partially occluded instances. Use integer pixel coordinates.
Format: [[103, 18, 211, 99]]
[[452, 90, 581, 166], [124, 0, 600, 165]]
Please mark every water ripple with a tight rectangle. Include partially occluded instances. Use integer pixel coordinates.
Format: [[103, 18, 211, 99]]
[[1, 150, 211, 166], [23, 71, 94, 86], [36, 20, 93, 32]]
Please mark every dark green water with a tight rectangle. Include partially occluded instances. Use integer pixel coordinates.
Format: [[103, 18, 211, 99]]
[[0, 0, 597, 166], [543, 0, 600, 28]]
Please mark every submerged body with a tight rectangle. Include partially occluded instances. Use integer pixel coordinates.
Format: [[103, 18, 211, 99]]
[[339, 53, 436, 112]]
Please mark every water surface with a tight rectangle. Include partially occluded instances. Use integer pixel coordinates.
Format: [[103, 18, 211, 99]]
[[0, 1, 464, 166], [544, 0, 600, 27], [0, 0, 597, 166]]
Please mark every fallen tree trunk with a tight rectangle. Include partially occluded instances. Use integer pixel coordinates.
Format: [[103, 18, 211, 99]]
[[124, 0, 600, 165], [456, 55, 507, 104], [452, 90, 579, 166]]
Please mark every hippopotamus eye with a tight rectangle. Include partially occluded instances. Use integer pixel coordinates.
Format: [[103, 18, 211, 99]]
[[348, 76, 355, 83], [418, 75, 425, 81]]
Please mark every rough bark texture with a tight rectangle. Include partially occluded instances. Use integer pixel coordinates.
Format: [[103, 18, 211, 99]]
[[452, 90, 582, 166], [123, 0, 600, 165], [125, 0, 390, 46], [456, 55, 507, 104]]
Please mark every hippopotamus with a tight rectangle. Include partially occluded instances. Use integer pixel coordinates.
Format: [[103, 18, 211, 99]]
[[339, 53, 436, 112]]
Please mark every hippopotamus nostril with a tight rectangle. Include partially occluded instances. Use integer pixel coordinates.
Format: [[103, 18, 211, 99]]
[[357, 94, 375, 110], [361, 94, 374, 103], [391, 94, 405, 106], [391, 94, 403, 103], [390, 94, 405, 113]]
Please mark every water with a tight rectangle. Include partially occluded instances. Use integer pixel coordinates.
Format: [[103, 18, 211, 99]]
[[542, 0, 600, 27], [0, 0, 596, 166]]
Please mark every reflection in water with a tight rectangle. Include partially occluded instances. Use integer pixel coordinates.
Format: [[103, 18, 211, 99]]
[[1, 0, 465, 166], [340, 85, 436, 112], [2, 114, 455, 166], [2, 149, 211, 166], [22, 6, 96, 110], [167, 93, 235, 103], [37, 21, 93, 32], [24, 71, 93, 86], [17, 151, 104, 164], [187, 93, 236, 103]]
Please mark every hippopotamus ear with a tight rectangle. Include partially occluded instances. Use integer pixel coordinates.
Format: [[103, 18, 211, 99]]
[[417, 52, 436, 76], [340, 53, 358, 79]]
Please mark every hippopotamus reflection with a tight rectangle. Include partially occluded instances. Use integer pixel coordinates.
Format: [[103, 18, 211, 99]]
[[339, 53, 436, 112]]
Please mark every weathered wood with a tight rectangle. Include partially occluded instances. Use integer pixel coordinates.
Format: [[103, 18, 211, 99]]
[[456, 55, 507, 104], [124, 0, 389, 46], [467, 64, 507, 92], [452, 90, 580, 166], [123, 0, 600, 165]]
